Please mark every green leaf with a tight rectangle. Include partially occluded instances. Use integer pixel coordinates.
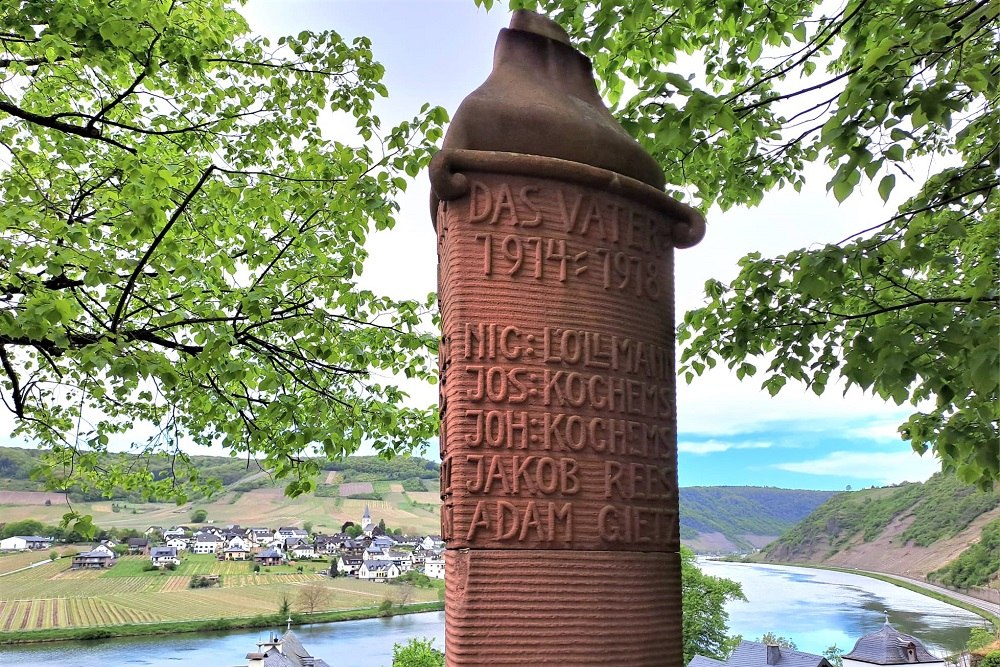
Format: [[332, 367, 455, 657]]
[[885, 144, 904, 162], [878, 174, 895, 202]]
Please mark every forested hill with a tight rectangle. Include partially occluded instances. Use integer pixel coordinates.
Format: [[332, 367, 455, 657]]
[[759, 473, 1000, 584], [679, 486, 838, 553], [0, 446, 439, 502], [4, 446, 837, 554]]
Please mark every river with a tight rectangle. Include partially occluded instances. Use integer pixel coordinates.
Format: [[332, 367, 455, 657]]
[[1, 563, 986, 666], [697, 560, 986, 656]]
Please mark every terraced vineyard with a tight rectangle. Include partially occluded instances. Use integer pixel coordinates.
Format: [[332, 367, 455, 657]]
[[0, 548, 73, 575], [0, 553, 437, 633]]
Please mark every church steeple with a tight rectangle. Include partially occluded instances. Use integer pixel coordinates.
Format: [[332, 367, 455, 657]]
[[361, 504, 372, 531]]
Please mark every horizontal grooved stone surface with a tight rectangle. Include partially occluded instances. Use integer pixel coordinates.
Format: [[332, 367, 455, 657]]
[[445, 550, 682, 666], [431, 15, 697, 666]]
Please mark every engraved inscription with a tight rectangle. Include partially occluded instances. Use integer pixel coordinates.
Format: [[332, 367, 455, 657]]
[[476, 233, 657, 299], [597, 504, 676, 546], [476, 233, 582, 283], [439, 176, 679, 551], [463, 408, 673, 461], [460, 324, 672, 382], [468, 180, 667, 256], [464, 454, 581, 496], [463, 365, 673, 419], [465, 500, 574, 543]]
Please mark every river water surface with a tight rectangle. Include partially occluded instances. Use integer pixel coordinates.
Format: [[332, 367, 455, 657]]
[[1, 562, 987, 666], [698, 560, 986, 655]]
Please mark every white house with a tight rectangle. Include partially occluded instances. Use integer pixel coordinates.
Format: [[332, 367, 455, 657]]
[[163, 526, 188, 540], [192, 534, 223, 554], [3, 536, 26, 551], [0, 535, 51, 551], [71, 544, 116, 569], [286, 539, 315, 560], [150, 546, 180, 567], [226, 535, 252, 551], [337, 555, 363, 576], [166, 537, 188, 551], [274, 527, 308, 541], [358, 560, 400, 582], [419, 536, 444, 551], [424, 555, 445, 580], [388, 551, 414, 572], [248, 528, 272, 544]]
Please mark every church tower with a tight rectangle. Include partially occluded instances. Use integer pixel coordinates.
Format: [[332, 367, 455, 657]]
[[361, 505, 372, 532]]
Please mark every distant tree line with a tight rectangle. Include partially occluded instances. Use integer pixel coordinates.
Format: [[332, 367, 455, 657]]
[[680, 487, 837, 545], [325, 456, 439, 482], [0, 446, 438, 502]]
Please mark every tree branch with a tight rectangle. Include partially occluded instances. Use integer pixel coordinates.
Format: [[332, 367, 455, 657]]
[[110, 165, 216, 331], [0, 347, 26, 417], [734, 66, 860, 115], [809, 296, 999, 323], [0, 99, 137, 154], [838, 179, 999, 244]]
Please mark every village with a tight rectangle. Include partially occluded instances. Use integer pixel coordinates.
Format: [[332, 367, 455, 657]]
[[0, 504, 446, 585]]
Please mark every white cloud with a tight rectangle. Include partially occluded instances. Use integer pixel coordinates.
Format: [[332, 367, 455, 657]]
[[846, 421, 906, 442], [678, 439, 773, 455], [773, 450, 941, 485]]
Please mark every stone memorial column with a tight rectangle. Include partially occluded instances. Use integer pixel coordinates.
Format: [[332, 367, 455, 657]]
[[429, 11, 706, 666]]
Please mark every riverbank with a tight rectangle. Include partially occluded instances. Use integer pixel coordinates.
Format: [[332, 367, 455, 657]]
[[764, 561, 999, 627], [698, 559, 986, 657], [0, 601, 444, 645]]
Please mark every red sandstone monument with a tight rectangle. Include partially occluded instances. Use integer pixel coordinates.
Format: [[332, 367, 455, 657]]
[[430, 11, 706, 666]]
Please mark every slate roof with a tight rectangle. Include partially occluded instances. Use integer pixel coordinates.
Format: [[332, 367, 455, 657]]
[[362, 560, 395, 571], [690, 656, 727, 667], [256, 548, 283, 559], [717, 640, 831, 667], [150, 546, 177, 558], [844, 622, 941, 664], [258, 630, 332, 667]]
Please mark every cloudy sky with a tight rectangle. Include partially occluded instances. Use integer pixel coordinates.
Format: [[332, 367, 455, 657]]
[[236, 0, 946, 492]]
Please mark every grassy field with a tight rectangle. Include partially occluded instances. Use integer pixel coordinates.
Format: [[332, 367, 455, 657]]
[[0, 554, 438, 635], [0, 549, 71, 575]]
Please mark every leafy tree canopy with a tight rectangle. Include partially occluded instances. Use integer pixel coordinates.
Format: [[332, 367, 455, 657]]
[[388, 638, 445, 667], [759, 633, 797, 649], [682, 547, 746, 663], [0, 0, 445, 511], [498, 0, 999, 485]]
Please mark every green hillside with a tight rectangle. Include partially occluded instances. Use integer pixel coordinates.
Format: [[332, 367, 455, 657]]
[[3, 446, 843, 553], [0, 446, 439, 501], [930, 517, 1000, 588], [761, 473, 1000, 564], [679, 486, 838, 551]]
